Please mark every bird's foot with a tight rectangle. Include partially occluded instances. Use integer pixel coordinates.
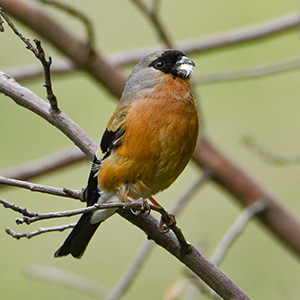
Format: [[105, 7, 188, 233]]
[[158, 212, 176, 233], [127, 196, 151, 216]]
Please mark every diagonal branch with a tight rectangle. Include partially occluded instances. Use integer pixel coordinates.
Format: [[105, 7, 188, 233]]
[[0, 71, 97, 159], [193, 137, 300, 258], [130, 0, 173, 48], [37, 0, 95, 49], [106, 173, 210, 300], [119, 209, 253, 300], [25, 264, 108, 299], [0, 147, 86, 183], [211, 200, 267, 266]]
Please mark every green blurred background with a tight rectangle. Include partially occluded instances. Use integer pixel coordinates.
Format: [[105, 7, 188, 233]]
[[1, 1, 300, 299]]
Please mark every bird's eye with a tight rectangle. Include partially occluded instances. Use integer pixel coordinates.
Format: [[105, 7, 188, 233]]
[[154, 60, 165, 69]]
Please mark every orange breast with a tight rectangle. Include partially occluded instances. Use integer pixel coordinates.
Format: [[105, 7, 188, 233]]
[[98, 76, 199, 200]]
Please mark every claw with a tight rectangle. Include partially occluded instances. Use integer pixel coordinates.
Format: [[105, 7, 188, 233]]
[[158, 213, 176, 233], [127, 197, 151, 216]]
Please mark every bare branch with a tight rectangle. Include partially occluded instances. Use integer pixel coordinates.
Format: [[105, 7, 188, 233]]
[[193, 56, 300, 84], [6, 223, 75, 239], [105, 241, 155, 300], [25, 264, 108, 299], [0, 176, 84, 200], [194, 137, 300, 258], [0, 198, 36, 217], [171, 170, 211, 215], [34, 39, 58, 111], [5, 58, 76, 82], [3, 1, 300, 90], [118, 210, 253, 300], [106, 173, 212, 300], [130, 0, 173, 48], [0, 71, 97, 159], [8, 55, 300, 92], [38, 0, 95, 49], [0, 0, 127, 97], [242, 136, 300, 166], [102, 12, 300, 66], [0, 147, 86, 183], [211, 200, 267, 266], [0, 8, 58, 110], [11, 203, 141, 225]]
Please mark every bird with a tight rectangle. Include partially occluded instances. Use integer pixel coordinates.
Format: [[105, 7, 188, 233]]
[[54, 49, 199, 258]]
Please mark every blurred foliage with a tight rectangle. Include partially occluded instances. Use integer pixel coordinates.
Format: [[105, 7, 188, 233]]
[[1, 1, 300, 299]]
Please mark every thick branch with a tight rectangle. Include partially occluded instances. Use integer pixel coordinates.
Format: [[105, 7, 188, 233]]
[[106, 174, 210, 300], [118, 210, 253, 300], [193, 137, 300, 258]]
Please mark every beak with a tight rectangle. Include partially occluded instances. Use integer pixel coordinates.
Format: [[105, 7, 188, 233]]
[[174, 56, 195, 79], [176, 56, 195, 67]]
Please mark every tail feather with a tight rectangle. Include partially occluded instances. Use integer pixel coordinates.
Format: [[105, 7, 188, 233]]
[[54, 213, 101, 258]]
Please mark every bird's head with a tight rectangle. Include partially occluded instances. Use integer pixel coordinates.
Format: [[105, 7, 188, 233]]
[[121, 49, 195, 101]]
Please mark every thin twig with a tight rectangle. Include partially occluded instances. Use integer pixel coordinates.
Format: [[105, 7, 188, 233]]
[[6, 223, 75, 239], [0, 8, 59, 110], [0, 176, 84, 200], [0, 198, 37, 217], [209, 200, 267, 300], [130, 0, 173, 48], [193, 56, 300, 85], [242, 136, 300, 166], [15, 203, 141, 225], [38, 0, 95, 49], [105, 241, 155, 300], [25, 264, 108, 299], [34, 39, 58, 111], [210, 200, 267, 266]]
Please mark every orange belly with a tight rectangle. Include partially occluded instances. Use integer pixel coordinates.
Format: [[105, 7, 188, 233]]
[[98, 77, 199, 200]]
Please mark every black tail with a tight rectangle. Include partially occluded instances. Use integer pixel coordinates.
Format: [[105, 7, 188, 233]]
[[54, 213, 101, 258]]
